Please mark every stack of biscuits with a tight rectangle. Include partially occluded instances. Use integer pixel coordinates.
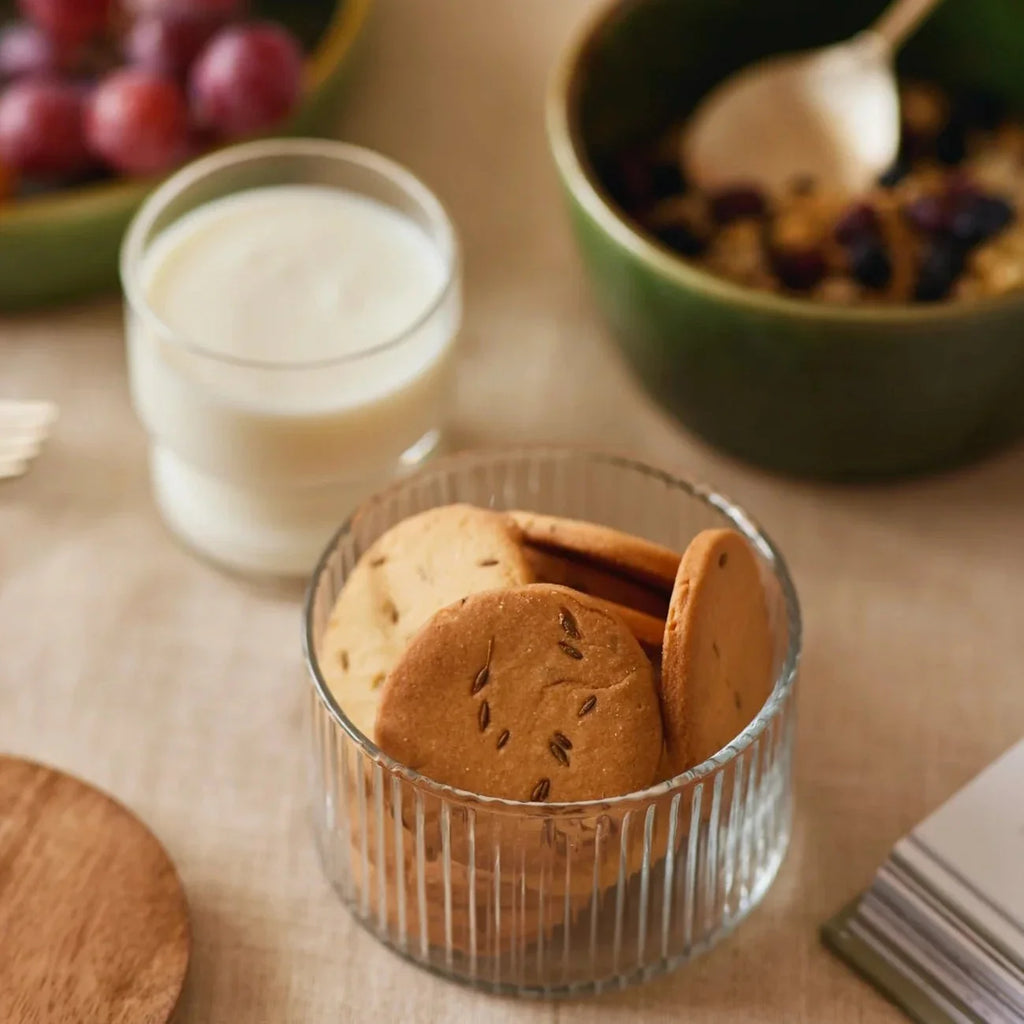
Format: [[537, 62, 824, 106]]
[[320, 504, 776, 802]]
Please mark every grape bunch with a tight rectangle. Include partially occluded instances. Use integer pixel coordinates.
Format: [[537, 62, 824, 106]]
[[0, 0, 304, 189]]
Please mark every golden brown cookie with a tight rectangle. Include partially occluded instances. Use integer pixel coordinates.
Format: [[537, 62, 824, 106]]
[[521, 544, 670, 619], [319, 505, 534, 740], [507, 511, 680, 593], [660, 529, 775, 777], [587, 600, 665, 649], [376, 584, 663, 802], [521, 544, 667, 647]]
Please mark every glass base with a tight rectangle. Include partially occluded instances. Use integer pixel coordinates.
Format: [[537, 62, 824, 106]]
[[327, 821, 791, 998], [150, 430, 443, 578]]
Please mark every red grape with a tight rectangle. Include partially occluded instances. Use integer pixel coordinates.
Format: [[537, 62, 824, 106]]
[[190, 22, 302, 138], [0, 22, 62, 80], [17, 0, 112, 45], [85, 68, 188, 175], [0, 78, 88, 177], [125, 13, 219, 79]]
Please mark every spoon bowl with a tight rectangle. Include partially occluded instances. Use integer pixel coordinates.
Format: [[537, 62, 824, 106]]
[[683, 32, 899, 194], [682, 0, 942, 195]]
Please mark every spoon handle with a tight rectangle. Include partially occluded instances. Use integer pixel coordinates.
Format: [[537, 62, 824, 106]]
[[870, 0, 943, 51]]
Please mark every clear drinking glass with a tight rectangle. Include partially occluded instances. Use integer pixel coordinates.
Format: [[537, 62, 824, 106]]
[[304, 449, 800, 996], [120, 139, 461, 579]]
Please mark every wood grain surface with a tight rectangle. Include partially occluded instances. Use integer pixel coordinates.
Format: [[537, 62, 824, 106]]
[[0, 757, 190, 1024]]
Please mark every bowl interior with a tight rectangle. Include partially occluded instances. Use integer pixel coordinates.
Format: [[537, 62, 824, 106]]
[[572, 0, 1024, 173]]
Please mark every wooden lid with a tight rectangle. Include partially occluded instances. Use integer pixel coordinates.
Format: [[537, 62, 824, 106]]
[[0, 756, 190, 1024]]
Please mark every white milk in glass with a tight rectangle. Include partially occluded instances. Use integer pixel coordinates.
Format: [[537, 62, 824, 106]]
[[126, 182, 459, 576]]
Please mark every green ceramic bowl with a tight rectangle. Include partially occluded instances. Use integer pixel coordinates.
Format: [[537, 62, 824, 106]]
[[547, 0, 1024, 479], [0, 0, 372, 310]]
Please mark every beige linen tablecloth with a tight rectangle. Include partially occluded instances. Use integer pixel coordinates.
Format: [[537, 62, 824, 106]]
[[2, 2, 1023, 1020]]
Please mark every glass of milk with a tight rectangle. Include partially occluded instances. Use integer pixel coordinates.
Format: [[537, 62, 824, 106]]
[[121, 139, 461, 579]]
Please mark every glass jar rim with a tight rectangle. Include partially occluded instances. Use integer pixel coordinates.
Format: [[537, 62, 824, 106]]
[[119, 138, 461, 372], [303, 447, 802, 815]]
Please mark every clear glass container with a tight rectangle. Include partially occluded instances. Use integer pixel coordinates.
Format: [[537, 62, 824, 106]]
[[304, 449, 800, 995], [120, 139, 461, 579]]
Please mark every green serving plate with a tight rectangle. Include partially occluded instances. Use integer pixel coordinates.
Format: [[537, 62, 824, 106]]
[[548, 0, 1024, 479], [0, 0, 373, 310]]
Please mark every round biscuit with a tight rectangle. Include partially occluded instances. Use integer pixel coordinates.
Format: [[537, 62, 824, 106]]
[[319, 504, 534, 740], [660, 529, 774, 776], [507, 511, 681, 592], [376, 584, 664, 802]]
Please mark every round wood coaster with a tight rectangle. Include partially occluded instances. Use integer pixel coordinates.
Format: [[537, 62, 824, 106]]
[[0, 756, 190, 1024]]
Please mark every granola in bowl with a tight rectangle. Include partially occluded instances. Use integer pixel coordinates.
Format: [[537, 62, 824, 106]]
[[603, 83, 1024, 304]]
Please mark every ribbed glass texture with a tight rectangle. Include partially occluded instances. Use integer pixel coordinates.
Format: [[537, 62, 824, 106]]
[[304, 449, 800, 995]]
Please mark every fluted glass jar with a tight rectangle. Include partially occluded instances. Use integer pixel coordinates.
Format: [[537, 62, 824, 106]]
[[304, 449, 800, 996]]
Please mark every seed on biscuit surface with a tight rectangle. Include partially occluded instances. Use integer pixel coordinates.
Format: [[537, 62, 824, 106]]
[[558, 640, 584, 660], [478, 558, 499, 567], [549, 742, 570, 767], [338, 650, 349, 671], [470, 638, 495, 694], [718, 552, 728, 568], [558, 607, 581, 639], [531, 778, 551, 802], [496, 729, 510, 749], [553, 731, 572, 750], [578, 695, 597, 717], [478, 700, 490, 731]]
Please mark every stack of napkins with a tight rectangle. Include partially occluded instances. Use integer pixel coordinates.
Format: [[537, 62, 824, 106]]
[[824, 739, 1024, 1024]]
